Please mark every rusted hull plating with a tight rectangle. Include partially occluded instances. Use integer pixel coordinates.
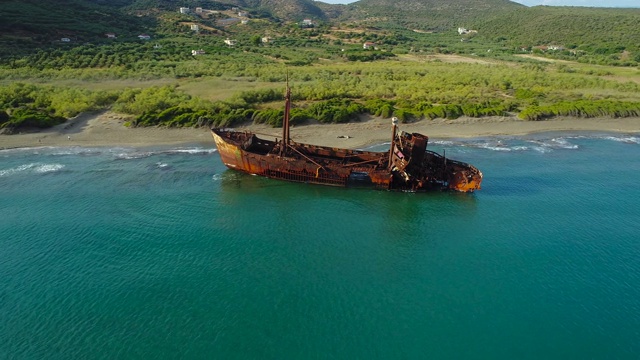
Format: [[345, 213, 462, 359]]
[[211, 129, 482, 192]]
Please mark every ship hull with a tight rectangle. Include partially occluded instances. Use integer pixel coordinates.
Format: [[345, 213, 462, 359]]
[[211, 129, 482, 192], [212, 129, 391, 188]]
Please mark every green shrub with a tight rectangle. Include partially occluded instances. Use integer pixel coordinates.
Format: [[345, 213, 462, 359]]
[[0, 110, 8, 124], [1, 108, 66, 130], [518, 100, 640, 120]]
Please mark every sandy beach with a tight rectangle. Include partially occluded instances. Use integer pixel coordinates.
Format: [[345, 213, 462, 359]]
[[2, 111, 640, 150]]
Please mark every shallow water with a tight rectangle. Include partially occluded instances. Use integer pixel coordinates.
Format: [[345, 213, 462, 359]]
[[1, 132, 640, 358]]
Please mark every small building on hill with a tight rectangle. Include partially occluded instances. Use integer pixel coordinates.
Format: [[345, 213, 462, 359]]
[[363, 42, 375, 49], [458, 27, 477, 35], [224, 39, 237, 46], [105, 33, 117, 39], [138, 34, 151, 40]]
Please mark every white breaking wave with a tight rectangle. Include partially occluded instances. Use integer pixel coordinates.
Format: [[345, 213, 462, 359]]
[[161, 148, 217, 155], [114, 151, 153, 160], [473, 141, 513, 152], [604, 136, 640, 144], [548, 138, 579, 149], [529, 146, 552, 154], [445, 136, 581, 153], [0, 163, 65, 177], [431, 140, 456, 146], [34, 164, 65, 173], [113, 147, 216, 159], [0, 163, 36, 177], [523, 138, 578, 152]]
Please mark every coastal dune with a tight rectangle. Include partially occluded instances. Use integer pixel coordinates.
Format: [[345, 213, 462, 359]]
[[2, 111, 640, 150]]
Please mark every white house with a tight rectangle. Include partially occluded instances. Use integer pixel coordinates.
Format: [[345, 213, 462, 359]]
[[195, 7, 203, 13], [138, 34, 151, 40], [458, 27, 477, 35], [179, 7, 190, 14], [301, 19, 313, 26], [363, 42, 375, 49], [61, 38, 71, 42], [224, 39, 237, 46], [192, 49, 205, 56], [191, 24, 200, 31], [238, 11, 248, 17], [261, 36, 271, 43], [241, 19, 249, 24], [105, 33, 116, 39]]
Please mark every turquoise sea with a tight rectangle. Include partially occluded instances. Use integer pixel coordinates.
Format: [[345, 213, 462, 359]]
[[2, 132, 640, 359]]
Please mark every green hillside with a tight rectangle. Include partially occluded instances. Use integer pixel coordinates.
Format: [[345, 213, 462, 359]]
[[104, 0, 329, 20], [473, 6, 640, 64], [0, 0, 155, 57], [343, 0, 524, 30], [0, 0, 153, 37]]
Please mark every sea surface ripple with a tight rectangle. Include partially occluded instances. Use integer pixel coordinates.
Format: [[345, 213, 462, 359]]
[[1, 134, 640, 358]]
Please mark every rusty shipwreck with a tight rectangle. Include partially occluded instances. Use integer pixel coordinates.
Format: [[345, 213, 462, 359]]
[[211, 86, 482, 192]]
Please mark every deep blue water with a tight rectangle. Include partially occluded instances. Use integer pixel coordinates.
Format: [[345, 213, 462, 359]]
[[1, 133, 640, 359]]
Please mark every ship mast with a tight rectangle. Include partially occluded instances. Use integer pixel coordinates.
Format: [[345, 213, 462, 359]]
[[281, 76, 291, 156], [388, 117, 398, 169]]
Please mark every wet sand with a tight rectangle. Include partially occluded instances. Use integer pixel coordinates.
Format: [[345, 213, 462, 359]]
[[2, 111, 639, 150]]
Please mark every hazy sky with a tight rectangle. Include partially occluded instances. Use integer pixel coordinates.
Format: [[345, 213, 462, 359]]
[[319, 0, 639, 7]]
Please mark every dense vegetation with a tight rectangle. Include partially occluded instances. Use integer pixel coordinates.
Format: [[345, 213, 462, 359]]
[[474, 6, 640, 66], [346, 0, 522, 31], [3, 56, 639, 133]]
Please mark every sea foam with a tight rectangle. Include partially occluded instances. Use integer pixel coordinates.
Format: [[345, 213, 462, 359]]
[[0, 163, 65, 177]]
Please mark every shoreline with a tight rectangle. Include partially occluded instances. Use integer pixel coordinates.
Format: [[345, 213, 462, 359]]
[[2, 111, 640, 150]]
